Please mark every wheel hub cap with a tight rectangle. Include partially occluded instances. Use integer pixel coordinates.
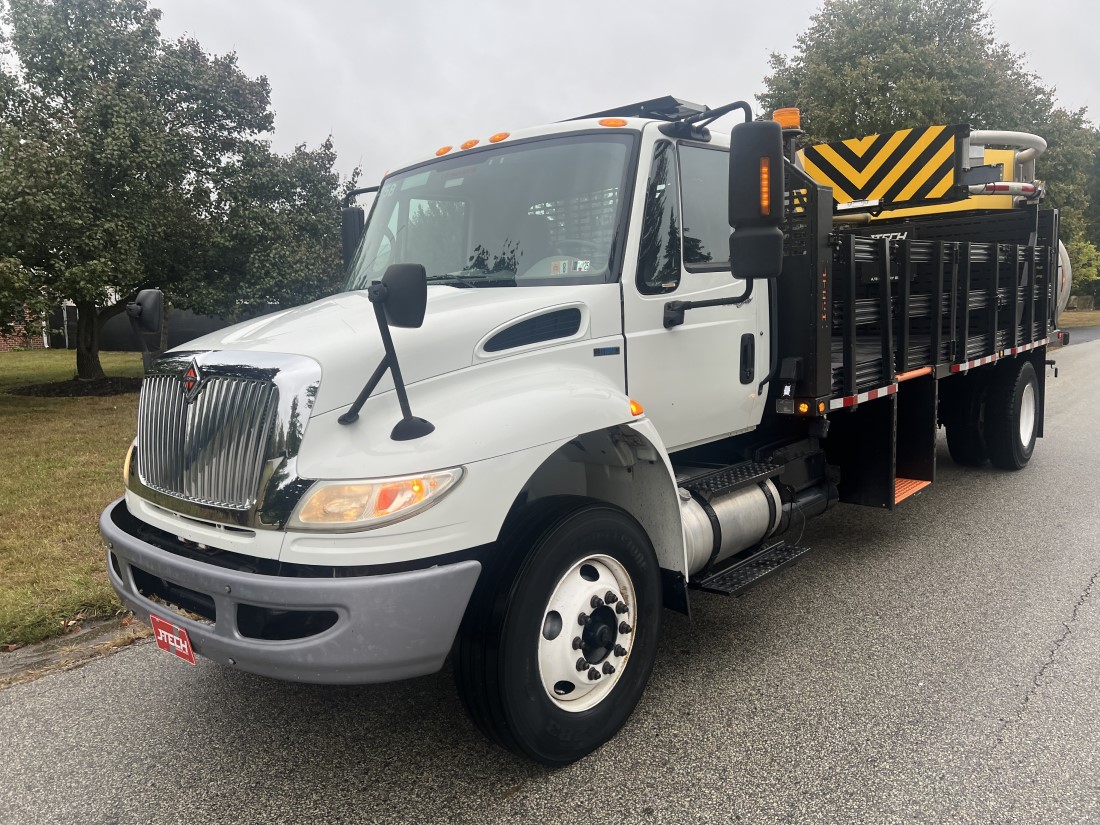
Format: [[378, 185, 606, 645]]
[[537, 554, 636, 712]]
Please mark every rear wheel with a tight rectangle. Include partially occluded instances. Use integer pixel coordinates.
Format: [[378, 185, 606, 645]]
[[986, 358, 1039, 470], [454, 498, 662, 766], [944, 372, 989, 466]]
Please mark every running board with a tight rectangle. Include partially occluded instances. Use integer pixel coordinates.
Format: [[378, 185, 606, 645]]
[[678, 461, 782, 501], [693, 542, 811, 597]]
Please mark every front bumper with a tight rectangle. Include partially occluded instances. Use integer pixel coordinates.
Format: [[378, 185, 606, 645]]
[[100, 499, 481, 684]]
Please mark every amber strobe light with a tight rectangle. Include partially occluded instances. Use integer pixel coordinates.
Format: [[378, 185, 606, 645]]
[[760, 157, 772, 216], [772, 108, 801, 130]]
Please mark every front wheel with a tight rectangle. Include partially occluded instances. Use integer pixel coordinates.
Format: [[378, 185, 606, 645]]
[[454, 499, 662, 765], [986, 358, 1039, 470]]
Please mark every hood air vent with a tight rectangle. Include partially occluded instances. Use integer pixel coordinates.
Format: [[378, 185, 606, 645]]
[[483, 308, 583, 353]]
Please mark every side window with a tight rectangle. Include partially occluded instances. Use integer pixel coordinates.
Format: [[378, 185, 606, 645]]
[[636, 141, 681, 295], [679, 145, 730, 271]]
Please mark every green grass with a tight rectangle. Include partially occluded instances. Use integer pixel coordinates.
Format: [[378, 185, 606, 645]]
[[0, 350, 143, 646]]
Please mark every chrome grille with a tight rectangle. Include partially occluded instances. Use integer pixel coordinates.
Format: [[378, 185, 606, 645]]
[[136, 374, 279, 510]]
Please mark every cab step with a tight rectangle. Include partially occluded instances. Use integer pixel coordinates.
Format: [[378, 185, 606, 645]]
[[693, 541, 811, 597], [678, 461, 782, 501]]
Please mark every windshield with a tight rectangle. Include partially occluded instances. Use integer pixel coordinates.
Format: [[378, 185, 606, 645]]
[[344, 133, 635, 290]]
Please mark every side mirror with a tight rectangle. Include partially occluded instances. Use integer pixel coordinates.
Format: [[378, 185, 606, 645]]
[[126, 289, 163, 334], [342, 206, 365, 272], [375, 263, 428, 329], [728, 120, 785, 280]]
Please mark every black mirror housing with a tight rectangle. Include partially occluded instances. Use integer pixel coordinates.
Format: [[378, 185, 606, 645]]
[[380, 263, 428, 329], [342, 206, 365, 272], [728, 120, 785, 280], [126, 289, 163, 334]]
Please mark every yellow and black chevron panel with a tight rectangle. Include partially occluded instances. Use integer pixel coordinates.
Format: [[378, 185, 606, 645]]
[[800, 124, 967, 210]]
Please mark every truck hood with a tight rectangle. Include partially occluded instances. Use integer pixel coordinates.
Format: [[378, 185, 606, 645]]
[[178, 284, 623, 415]]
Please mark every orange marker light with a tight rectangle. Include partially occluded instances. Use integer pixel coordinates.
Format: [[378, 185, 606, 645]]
[[599, 118, 628, 128], [818, 401, 826, 413], [488, 132, 510, 143], [435, 145, 452, 156], [629, 399, 644, 416], [772, 107, 801, 130], [760, 157, 772, 216], [460, 139, 479, 150], [798, 402, 810, 414]]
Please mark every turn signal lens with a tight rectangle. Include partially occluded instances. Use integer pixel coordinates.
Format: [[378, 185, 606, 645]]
[[760, 157, 772, 216], [460, 139, 479, 150], [290, 469, 464, 531], [798, 402, 810, 414], [489, 132, 510, 143], [599, 118, 628, 128], [629, 399, 644, 416], [818, 402, 826, 413], [435, 145, 452, 156], [123, 442, 135, 486], [772, 107, 801, 129]]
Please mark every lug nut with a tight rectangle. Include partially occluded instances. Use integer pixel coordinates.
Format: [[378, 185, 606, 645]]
[[605, 591, 618, 604], [619, 622, 632, 634], [616, 602, 629, 614], [578, 612, 589, 626], [602, 662, 616, 675], [587, 667, 601, 681], [572, 636, 583, 650], [576, 657, 587, 672], [614, 644, 628, 657], [590, 596, 604, 609]]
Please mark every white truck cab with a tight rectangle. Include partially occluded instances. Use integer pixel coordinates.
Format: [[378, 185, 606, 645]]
[[102, 96, 1062, 765]]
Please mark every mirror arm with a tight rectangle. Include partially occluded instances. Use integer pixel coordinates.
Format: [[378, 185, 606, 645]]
[[338, 280, 435, 440], [663, 279, 754, 329]]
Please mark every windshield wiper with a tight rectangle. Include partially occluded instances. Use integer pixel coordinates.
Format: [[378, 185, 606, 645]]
[[427, 270, 517, 288]]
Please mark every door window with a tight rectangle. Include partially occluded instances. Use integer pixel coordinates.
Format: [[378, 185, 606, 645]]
[[636, 141, 682, 295], [679, 145, 731, 272]]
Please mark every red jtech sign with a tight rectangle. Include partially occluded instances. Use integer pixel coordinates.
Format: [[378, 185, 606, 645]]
[[150, 614, 197, 665]]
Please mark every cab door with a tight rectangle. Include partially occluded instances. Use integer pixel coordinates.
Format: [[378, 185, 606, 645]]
[[622, 132, 768, 451]]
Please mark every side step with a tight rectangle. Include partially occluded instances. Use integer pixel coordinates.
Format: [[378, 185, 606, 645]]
[[693, 542, 811, 597]]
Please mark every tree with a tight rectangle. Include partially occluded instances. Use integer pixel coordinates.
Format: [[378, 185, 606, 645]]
[[0, 0, 272, 379], [758, 0, 1099, 289], [178, 138, 357, 318]]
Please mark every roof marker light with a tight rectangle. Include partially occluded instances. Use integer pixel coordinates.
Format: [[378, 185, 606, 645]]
[[599, 118, 628, 128], [435, 146, 452, 156], [489, 132, 510, 143], [460, 139, 479, 150]]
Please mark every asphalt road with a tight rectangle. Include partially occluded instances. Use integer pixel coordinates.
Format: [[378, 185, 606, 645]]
[[3, 342, 1099, 825]]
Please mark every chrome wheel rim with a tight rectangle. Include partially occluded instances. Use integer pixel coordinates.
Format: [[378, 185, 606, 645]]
[[536, 554, 636, 713], [1019, 380, 1036, 446]]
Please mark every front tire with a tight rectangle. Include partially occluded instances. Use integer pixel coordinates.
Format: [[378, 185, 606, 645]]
[[986, 358, 1039, 470], [454, 498, 662, 766]]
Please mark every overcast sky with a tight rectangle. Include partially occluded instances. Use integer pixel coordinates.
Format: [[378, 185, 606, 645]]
[[155, 0, 1097, 184]]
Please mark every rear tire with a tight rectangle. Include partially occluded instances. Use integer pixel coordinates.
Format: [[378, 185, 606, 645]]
[[986, 358, 1039, 470], [944, 373, 989, 466], [453, 498, 662, 766]]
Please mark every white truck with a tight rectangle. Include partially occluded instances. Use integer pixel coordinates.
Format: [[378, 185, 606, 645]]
[[102, 97, 1065, 765]]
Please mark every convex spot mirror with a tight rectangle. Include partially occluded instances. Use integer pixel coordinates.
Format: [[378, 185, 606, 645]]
[[374, 263, 428, 329], [126, 289, 163, 333], [728, 120, 785, 280]]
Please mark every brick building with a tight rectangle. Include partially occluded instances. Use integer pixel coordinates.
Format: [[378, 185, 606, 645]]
[[0, 319, 47, 352]]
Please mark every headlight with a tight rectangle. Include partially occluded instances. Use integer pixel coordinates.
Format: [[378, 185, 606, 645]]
[[288, 468, 464, 531]]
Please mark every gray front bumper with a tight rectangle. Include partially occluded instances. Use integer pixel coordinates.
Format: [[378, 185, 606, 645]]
[[100, 499, 481, 684]]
